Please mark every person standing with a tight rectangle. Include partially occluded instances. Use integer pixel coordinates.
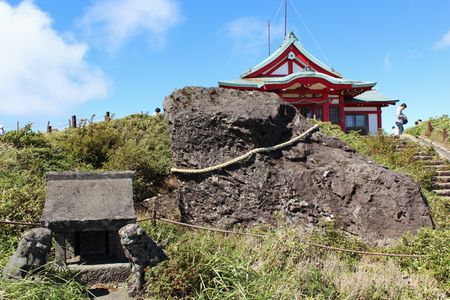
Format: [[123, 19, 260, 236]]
[[0, 125, 4, 136], [395, 103, 407, 135]]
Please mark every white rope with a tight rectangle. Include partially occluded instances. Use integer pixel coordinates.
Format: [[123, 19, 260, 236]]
[[171, 124, 319, 174], [288, 0, 331, 66], [247, 0, 285, 68]]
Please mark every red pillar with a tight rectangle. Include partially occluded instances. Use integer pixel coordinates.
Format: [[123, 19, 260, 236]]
[[323, 94, 330, 122], [339, 95, 345, 130], [377, 106, 382, 130]]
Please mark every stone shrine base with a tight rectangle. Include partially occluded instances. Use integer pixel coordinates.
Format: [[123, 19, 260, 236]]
[[67, 263, 130, 286]]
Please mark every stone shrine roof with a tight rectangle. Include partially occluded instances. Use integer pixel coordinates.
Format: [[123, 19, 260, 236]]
[[42, 171, 136, 232]]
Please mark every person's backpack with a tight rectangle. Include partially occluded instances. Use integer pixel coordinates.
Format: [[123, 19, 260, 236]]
[[402, 117, 408, 125]]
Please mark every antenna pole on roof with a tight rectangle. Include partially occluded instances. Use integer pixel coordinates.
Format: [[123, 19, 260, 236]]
[[268, 20, 271, 56], [284, 0, 287, 37]]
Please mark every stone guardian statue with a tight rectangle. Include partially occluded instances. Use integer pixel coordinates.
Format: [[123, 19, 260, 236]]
[[3, 228, 52, 279], [119, 223, 167, 297]]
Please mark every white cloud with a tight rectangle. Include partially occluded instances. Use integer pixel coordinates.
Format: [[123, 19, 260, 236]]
[[79, 0, 181, 52], [383, 52, 392, 71], [0, 1, 108, 116], [434, 28, 450, 50], [223, 17, 284, 54]]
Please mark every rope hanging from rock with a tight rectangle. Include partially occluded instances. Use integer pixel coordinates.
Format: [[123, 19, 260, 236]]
[[171, 124, 320, 174]]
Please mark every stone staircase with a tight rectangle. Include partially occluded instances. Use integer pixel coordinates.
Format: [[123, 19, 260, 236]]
[[396, 139, 450, 200]]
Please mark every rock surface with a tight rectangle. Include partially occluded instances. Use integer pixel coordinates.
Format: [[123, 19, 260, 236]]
[[163, 87, 433, 245]]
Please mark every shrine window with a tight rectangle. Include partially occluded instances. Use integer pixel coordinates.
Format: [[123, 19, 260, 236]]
[[345, 114, 368, 135], [300, 107, 313, 119], [315, 107, 323, 121], [329, 107, 340, 125]]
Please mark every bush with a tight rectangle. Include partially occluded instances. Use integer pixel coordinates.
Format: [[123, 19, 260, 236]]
[[1, 124, 49, 149]]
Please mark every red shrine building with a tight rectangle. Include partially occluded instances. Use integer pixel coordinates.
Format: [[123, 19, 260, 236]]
[[219, 32, 398, 134]]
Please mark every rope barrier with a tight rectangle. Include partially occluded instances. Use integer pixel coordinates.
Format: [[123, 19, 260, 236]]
[[0, 220, 41, 227], [302, 241, 428, 258], [171, 124, 319, 174], [156, 217, 265, 238], [1, 216, 430, 258], [137, 215, 429, 259]]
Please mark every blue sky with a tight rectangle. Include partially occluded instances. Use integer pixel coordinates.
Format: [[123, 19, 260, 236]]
[[0, 0, 449, 132]]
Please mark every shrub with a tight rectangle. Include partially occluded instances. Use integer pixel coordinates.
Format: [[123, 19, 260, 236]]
[[1, 124, 49, 149]]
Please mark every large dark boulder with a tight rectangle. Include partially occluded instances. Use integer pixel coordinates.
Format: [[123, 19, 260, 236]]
[[163, 86, 433, 245]]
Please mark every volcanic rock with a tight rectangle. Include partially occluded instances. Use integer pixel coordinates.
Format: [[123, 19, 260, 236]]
[[163, 86, 433, 245]]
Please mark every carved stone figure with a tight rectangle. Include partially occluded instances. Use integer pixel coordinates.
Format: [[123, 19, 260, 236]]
[[3, 228, 52, 279], [119, 224, 167, 297]]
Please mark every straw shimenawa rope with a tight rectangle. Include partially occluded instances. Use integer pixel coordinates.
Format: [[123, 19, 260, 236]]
[[171, 124, 320, 174]]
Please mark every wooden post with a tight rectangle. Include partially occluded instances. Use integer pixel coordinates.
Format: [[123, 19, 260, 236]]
[[427, 121, 433, 134], [105, 111, 111, 122], [443, 128, 448, 143], [151, 209, 157, 227], [71, 115, 77, 128], [16, 121, 19, 132]]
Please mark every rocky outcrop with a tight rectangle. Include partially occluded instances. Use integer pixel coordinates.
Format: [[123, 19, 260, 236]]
[[163, 87, 433, 245]]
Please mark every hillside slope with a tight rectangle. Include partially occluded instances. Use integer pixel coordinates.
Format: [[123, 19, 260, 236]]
[[0, 113, 448, 299]]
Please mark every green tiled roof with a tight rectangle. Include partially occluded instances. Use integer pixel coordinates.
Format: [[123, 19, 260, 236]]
[[350, 90, 398, 103], [219, 71, 375, 89], [241, 32, 342, 78]]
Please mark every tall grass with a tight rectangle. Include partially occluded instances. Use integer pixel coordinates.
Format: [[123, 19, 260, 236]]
[[0, 266, 90, 300], [140, 222, 447, 299]]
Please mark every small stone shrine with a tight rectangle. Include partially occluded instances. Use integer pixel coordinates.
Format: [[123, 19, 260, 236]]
[[42, 171, 137, 284]]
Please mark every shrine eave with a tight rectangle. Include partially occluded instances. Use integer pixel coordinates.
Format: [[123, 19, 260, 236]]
[[219, 72, 376, 91], [241, 32, 342, 79], [347, 90, 399, 105]]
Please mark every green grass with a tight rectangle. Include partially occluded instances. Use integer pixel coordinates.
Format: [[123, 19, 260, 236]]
[[139, 221, 447, 299], [0, 266, 91, 300], [0, 116, 449, 299], [405, 115, 450, 148], [316, 121, 436, 189]]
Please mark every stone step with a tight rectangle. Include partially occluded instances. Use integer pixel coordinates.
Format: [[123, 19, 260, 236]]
[[434, 176, 450, 183], [416, 151, 429, 155], [434, 182, 450, 189], [436, 170, 450, 176], [434, 189, 450, 196], [424, 160, 447, 166], [413, 155, 433, 160], [426, 165, 448, 171]]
